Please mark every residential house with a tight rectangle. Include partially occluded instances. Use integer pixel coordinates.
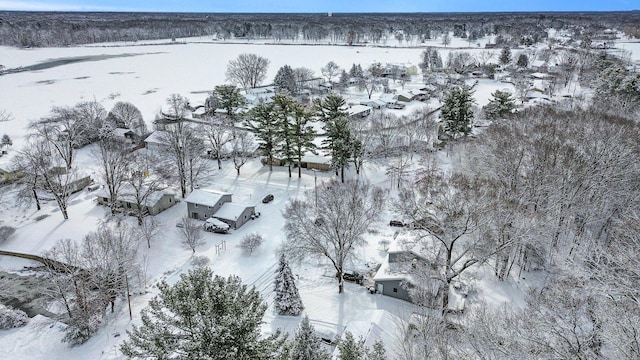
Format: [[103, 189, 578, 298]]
[[359, 98, 387, 109], [96, 185, 176, 215], [0, 167, 23, 184], [347, 104, 372, 119], [185, 189, 232, 220], [143, 130, 169, 152], [396, 91, 415, 103], [298, 153, 332, 171], [185, 188, 256, 229], [113, 128, 140, 145]]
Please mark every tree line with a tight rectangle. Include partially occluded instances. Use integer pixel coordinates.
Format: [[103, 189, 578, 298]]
[[2, 10, 638, 48]]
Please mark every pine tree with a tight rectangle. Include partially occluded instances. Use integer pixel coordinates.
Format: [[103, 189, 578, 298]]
[[274, 65, 297, 95], [210, 85, 247, 123], [484, 90, 516, 120], [274, 253, 304, 316], [314, 94, 352, 183], [1, 134, 11, 150], [337, 331, 365, 360], [246, 102, 280, 171], [440, 85, 475, 139], [290, 316, 330, 360], [499, 46, 512, 66], [367, 341, 387, 360], [120, 268, 285, 359], [516, 53, 529, 68]]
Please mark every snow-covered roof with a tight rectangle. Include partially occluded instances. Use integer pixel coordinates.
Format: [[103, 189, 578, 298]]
[[360, 98, 386, 107], [144, 130, 169, 145], [205, 217, 230, 229], [331, 310, 401, 358], [347, 104, 372, 116], [215, 203, 254, 221], [301, 152, 330, 164], [379, 93, 397, 103], [185, 189, 231, 207], [96, 184, 172, 207], [113, 128, 135, 137]]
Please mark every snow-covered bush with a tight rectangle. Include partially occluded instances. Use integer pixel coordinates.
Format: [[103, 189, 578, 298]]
[[191, 255, 209, 267], [0, 226, 16, 242], [0, 304, 28, 329]]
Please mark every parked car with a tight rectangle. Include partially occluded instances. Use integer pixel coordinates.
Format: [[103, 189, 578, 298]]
[[203, 218, 230, 234], [343, 271, 364, 285], [262, 194, 274, 203], [389, 220, 405, 227]]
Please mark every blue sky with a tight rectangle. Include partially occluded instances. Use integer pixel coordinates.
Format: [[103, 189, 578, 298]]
[[0, 0, 637, 12]]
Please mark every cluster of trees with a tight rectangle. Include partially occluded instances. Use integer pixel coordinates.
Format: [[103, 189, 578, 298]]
[[3, 11, 635, 48], [43, 222, 142, 344], [119, 267, 386, 359], [393, 104, 640, 358]]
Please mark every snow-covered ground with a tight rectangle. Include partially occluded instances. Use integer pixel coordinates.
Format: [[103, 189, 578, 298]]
[[0, 35, 638, 359]]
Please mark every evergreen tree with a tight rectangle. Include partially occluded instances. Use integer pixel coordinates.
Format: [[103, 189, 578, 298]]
[[420, 47, 443, 73], [271, 94, 315, 178], [209, 85, 247, 123], [499, 46, 512, 66], [274, 65, 297, 95], [440, 85, 475, 139], [290, 316, 330, 360], [367, 341, 386, 360], [246, 102, 280, 171], [337, 331, 365, 360], [337, 70, 350, 91], [1, 134, 11, 150], [274, 253, 304, 316], [484, 90, 516, 120], [120, 268, 285, 359], [315, 95, 353, 183], [516, 53, 529, 68]]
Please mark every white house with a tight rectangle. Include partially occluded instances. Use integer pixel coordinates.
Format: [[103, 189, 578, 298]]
[[143, 130, 169, 152]]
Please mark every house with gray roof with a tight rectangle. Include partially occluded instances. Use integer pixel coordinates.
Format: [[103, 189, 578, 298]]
[[96, 185, 176, 215], [184, 189, 232, 220], [185, 188, 256, 229]]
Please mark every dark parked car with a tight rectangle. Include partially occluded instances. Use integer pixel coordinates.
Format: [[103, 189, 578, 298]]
[[389, 220, 405, 227], [262, 194, 274, 203], [343, 271, 364, 285]]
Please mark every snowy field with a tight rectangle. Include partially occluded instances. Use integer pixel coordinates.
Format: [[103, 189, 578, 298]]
[[0, 34, 638, 359]]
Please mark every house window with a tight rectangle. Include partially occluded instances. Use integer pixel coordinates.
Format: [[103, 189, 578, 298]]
[[393, 288, 398, 293], [169, 198, 172, 203], [102, 197, 108, 202], [194, 204, 198, 208], [208, 206, 212, 209]]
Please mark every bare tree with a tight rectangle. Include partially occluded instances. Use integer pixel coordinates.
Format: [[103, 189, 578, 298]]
[[178, 215, 204, 253], [0, 109, 13, 122], [225, 53, 270, 90], [284, 180, 384, 293], [137, 216, 163, 249], [162, 93, 190, 121], [204, 118, 232, 170], [43, 222, 140, 344], [239, 233, 264, 254], [293, 67, 315, 95], [230, 129, 253, 176], [30, 105, 87, 170], [93, 126, 134, 216], [158, 97, 208, 198], [370, 112, 401, 158], [321, 61, 341, 85], [396, 170, 494, 313], [109, 101, 146, 135], [16, 139, 79, 220]]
